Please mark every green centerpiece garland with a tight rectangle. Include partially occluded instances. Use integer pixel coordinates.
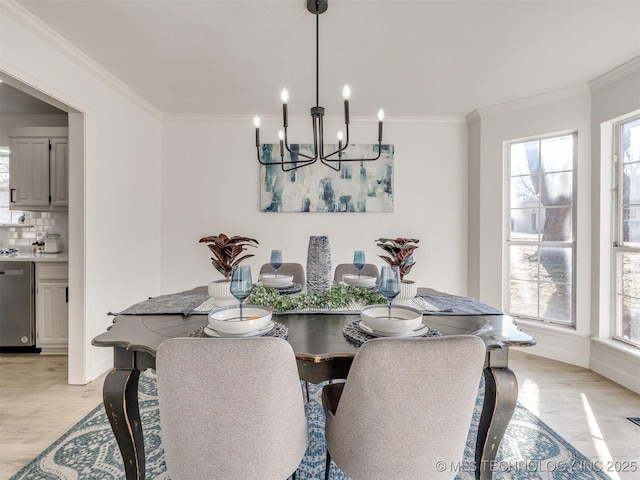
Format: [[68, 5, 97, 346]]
[[246, 283, 386, 312]]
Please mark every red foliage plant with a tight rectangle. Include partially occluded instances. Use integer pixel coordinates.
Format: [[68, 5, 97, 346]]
[[199, 233, 259, 281]]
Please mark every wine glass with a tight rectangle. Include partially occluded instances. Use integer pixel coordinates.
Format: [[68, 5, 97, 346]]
[[270, 250, 282, 277], [379, 266, 401, 319], [353, 250, 365, 278], [230, 266, 253, 320]]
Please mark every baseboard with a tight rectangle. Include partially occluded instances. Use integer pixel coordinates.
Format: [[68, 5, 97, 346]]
[[39, 347, 69, 355], [513, 320, 590, 367], [590, 339, 640, 394], [92, 352, 114, 382]]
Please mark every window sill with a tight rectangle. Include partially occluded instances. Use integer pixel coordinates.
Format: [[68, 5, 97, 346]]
[[514, 318, 579, 336], [591, 337, 640, 359]]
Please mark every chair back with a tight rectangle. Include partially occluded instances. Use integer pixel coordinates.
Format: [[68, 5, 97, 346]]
[[333, 263, 380, 283], [260, 263, 306, 287], [324, 335, 485, 480], [157, 337, 308, 479]]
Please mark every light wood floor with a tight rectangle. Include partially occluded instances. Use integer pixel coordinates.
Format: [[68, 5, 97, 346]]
[[0, 351, 639, 480]]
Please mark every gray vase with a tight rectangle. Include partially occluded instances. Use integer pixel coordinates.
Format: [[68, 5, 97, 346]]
[[306, 236, 332, 294]]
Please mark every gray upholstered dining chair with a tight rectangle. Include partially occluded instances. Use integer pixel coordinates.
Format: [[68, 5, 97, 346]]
[[156, 337, 308, 480], [321, 335, 486, 480], [260, 262, 306, 287], [333, 263, 380, 283]]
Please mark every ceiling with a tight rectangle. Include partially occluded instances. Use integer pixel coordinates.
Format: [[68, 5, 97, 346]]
[[13, 0, 640, 118]]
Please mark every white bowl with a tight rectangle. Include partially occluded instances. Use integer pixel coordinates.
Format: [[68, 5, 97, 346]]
[[259, 273, 294, 288], [208, 305, 272, 334], [342, 274, 376, 287], [360, 305, 423, 334]]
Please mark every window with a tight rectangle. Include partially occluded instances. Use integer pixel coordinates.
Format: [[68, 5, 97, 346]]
[[614, 115, 640, 347], [505, 133, 576, 326], [0, 146, 27, 224]]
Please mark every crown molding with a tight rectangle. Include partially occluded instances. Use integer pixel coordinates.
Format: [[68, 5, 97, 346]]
[[162, 113, 467, 124], [1, 1, 162, 119], [589, 56, 640, 92], [473, 85, 590, 119], [466, 110, 481, 124]]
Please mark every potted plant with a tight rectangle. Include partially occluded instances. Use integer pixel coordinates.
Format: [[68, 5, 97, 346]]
[[375, 237, 419, 304], [199, 233, 259, 304]]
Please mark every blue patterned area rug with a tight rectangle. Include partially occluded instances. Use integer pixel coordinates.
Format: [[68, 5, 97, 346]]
[[11, 370, 611, 480]]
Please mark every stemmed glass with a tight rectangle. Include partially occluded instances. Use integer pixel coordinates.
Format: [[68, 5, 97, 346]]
[[230, 265, 253, 320], [353, 250, 365, 278], [379, 266, 401, 319], [270, 250, 282, 277]]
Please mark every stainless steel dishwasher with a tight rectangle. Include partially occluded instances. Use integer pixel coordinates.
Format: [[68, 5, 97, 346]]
[[0, 261, 35, 347]]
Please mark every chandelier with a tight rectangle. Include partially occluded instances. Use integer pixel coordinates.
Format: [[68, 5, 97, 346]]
[[253, 0, 384, 172]]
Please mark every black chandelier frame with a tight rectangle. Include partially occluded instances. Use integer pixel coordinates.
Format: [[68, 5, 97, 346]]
[[254, 0, 384, 172]]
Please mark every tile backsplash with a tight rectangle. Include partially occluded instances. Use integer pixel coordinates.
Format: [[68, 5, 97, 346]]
[[0, 211, 68, 252]]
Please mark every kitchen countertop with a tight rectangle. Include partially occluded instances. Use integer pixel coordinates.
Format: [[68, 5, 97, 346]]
[[0, 252, 69, 262]]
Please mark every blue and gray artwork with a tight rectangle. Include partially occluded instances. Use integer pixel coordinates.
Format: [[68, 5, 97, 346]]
[[260, 144, 394, 213]]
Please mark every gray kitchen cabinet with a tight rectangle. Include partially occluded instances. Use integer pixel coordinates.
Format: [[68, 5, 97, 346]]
[[35, 262, 68, 354], [9, 127, 68, 211]]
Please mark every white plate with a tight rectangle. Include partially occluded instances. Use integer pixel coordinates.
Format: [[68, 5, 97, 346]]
[[258, 273, 294, 288], [258, 280, 295, 289], [342, 274, 376, 287], [204, 321, 275, 338], [358, 321, 430, 338], [359, 304, 423, 333], [208, 305, 272, 334]]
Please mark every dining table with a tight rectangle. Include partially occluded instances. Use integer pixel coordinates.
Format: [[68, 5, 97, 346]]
[[92, 286, 536, 480]]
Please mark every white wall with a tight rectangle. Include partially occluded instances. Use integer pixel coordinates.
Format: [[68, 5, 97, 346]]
[[0, 113, 68, 145], [1, 3, 163, 383], [468, 88, 593, 367], [589, 60, 640, 393], [160, 116, 469, 296]]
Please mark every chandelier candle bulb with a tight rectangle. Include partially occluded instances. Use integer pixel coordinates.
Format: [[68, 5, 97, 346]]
[[378, 109, 384, 142], [281, 88, 289, 127], [278, 130, 285, 158], [254, 116, 260, 146], [343, 85, 350, 124]]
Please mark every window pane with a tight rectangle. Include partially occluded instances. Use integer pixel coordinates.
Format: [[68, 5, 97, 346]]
[[539, 281, 572, 323], [511, 175, 538, 209], [541, 206, 572, 241], [622, 162, 640, 207], [509, 280, 538, 318], [541, 172, 572, 206], [511, 141, 539, 176], [541, 135, 573, 172], [621, 252, 640, 297], [620, 296, 640, 344], [0, 150, 26, 223], [510, 246, 538, 281], [511, 209, 541, 240], [622, 207, 640, 245], [539, 246, 572, 284], [622, 118, 640, 164], [619, 251, 640, 344], [0, 152, 12, 223]]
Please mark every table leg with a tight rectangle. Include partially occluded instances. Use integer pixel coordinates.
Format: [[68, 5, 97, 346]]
[[475, 350, 518, 480], [103, 354, 145, 480]]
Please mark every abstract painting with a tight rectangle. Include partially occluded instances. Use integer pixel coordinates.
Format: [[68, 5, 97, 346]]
[[260, 144, 394, 213]]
